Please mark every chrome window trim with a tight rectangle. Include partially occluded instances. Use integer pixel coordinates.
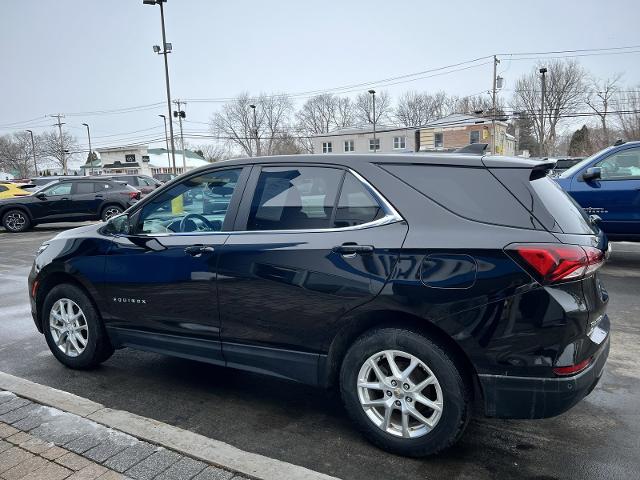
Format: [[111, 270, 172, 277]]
[[134, 167, 403, 237]]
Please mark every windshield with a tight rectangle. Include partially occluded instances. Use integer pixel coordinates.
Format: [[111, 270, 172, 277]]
[[559, 146, 615, 179]]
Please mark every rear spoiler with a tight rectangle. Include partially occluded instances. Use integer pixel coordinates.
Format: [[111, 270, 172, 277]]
[[453, 143, 488, 155], [530, 159, 557, 180]]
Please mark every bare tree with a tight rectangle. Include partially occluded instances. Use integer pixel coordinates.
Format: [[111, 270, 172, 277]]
[[193, 143, 230, 163], [586, 74, 622, 147], [211, 92, 294, 157], [40, 130, 78, 174], [512, 59, 586, 155], [615, 86, 640, 141], [0, 132, 42, 178], [354, 90, 392, 125], [395, 91, 448, 127], [295, 94, 355, 152]]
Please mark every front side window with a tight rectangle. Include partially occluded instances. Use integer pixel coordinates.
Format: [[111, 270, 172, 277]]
[[334, 173, 384, 228], [322, 142, 332, 153], [434, 132, 444, 148], [369, 138, 380, 151], [138, 168, 241, 234], [247, 166, 342, 231], [344, 140, 355, 152], [469, 131, 480, 144], [43, 183, 72, 196], [393, 136, 406, 149], [596, 148, 640, 180]]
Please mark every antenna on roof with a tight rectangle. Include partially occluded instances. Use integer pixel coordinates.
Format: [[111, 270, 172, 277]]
[[454, 143, 488, 155], [613, 139, 626, 146]]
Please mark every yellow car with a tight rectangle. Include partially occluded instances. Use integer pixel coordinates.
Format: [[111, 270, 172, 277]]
[[0, 182, 30, 199]]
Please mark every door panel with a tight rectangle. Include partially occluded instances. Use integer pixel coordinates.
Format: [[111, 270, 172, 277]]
[[570, 147, 640, 235]]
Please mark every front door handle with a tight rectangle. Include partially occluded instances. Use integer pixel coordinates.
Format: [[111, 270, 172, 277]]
[[184, 245, 215, 257], [332, 244, 374, 255], [61, 197, 70, 200], [95, 194, 103, 198]]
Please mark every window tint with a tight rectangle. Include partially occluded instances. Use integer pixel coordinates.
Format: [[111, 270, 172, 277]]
[[334, 173, 384, 227], [74, 182, 95, 194], [43, 183, 72, 196], [382, 164, 536, 229], [596, 148, 640, 179], [139, 169, 241, 234], [247, 166, 342, 231]]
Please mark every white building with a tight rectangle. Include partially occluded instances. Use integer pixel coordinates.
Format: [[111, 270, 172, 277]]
[[82, 146, 208, 176], [311, 125, 417, 154]]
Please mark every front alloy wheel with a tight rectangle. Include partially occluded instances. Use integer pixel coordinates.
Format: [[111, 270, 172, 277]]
[[2, 210, 30, 232], [49, 298, 89, 358], [357, 350, 443, 438], [102, 206, 123, 221]]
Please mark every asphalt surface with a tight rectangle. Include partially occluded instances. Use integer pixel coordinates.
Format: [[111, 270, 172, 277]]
[[1, 222, 639, 480]]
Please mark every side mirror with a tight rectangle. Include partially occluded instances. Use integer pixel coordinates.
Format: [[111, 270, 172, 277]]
[[36, 192, 47, 200], [103, 213, 131, 236], [582, 167, 602, 181]]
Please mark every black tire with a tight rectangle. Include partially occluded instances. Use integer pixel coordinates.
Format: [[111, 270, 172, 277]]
[[340, 328, 470, 457], [2, 209, 31, 232], [101, 204, 123, 222], [42, 284, 114, 369]]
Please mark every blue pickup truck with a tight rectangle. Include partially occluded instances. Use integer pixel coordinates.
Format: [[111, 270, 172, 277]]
[[555, 141, 640, 240]]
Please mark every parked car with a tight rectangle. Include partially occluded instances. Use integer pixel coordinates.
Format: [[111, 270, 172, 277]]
[[28, 153, 609, 457], [555, 140, 640, 240], [0, 181, 30, 199], [1, 178, 140, 232], [20, 176, 78, 192], [100, 174, 162, 196], [153, 173, 177, 183]]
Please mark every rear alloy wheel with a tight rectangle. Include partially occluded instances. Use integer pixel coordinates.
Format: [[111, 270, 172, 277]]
[[2, 209, 31, 232], [101, 205, 123, 222], [341, 328, 470, 457], [43, 284, 114, 369]]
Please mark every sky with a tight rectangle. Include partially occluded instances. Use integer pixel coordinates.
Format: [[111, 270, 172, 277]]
[[1, 0, 639, 164]]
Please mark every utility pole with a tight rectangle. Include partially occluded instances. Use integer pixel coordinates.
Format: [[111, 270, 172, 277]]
[[25, 130, 37, 175], [539, 67, 548, 156], [368, 90, 376, 152], [82, 123, 93, 175], [249, 104, 260, 157], [49, 114, 66, 174], [491, 55, 500, 155], [173, 100, 186, 172]]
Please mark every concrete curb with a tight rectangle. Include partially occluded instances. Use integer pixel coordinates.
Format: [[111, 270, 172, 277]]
[[0, 372, 340, 480]]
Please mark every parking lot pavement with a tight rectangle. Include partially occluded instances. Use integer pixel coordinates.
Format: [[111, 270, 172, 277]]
[[1, 226, 639, 480]]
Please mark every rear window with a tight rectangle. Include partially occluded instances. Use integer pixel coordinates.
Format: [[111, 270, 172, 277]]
[[529, 176, 594, 234], [381, 164, 537, 229]]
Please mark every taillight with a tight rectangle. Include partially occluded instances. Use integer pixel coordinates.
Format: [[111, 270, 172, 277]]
[[120, 190, 140, 200], [506, 243, 605, 284], [553, 357, 592, 376]]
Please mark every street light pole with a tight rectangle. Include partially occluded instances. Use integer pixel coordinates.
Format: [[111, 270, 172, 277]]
[[491, 55, 500, 155], [25, 130, 37, 175], [368, 90, 376, 152], [144, 0, 177, 174], [159, 114, 171, 171], [81, 123, 93, 175], [539, 67, 547, 156], [249, 104, 260, 157]]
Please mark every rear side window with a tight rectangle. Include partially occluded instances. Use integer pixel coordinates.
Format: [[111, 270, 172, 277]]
[[381, 164, 536, 229], [95, 182, 112, 191], [247, 167, 342, 231], [74, 182, 95, 194], [334, 173, 384, 227]]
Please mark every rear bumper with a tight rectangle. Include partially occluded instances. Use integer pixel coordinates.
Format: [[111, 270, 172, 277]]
[[479, 331, 609, 419]]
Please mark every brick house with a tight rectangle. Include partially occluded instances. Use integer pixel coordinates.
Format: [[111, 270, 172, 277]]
[[418, 113, 515, 156]]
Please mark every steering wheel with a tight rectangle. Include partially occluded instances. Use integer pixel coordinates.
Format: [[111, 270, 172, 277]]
[[179, 213, 215, 232]]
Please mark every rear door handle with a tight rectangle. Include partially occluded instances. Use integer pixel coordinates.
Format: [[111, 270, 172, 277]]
[[95, 194, 103, 198], [332, 244, 374, 255], [184, 245, 215, 256], [61, 197, 70, 200]]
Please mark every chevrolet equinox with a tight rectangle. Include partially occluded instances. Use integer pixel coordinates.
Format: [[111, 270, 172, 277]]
[[28, 154, 610, 456]]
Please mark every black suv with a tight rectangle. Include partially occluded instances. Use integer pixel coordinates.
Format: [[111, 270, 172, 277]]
[[100, 174, 161, 196], [1, 178, 140, 232], [28, 154, 610, 456]]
